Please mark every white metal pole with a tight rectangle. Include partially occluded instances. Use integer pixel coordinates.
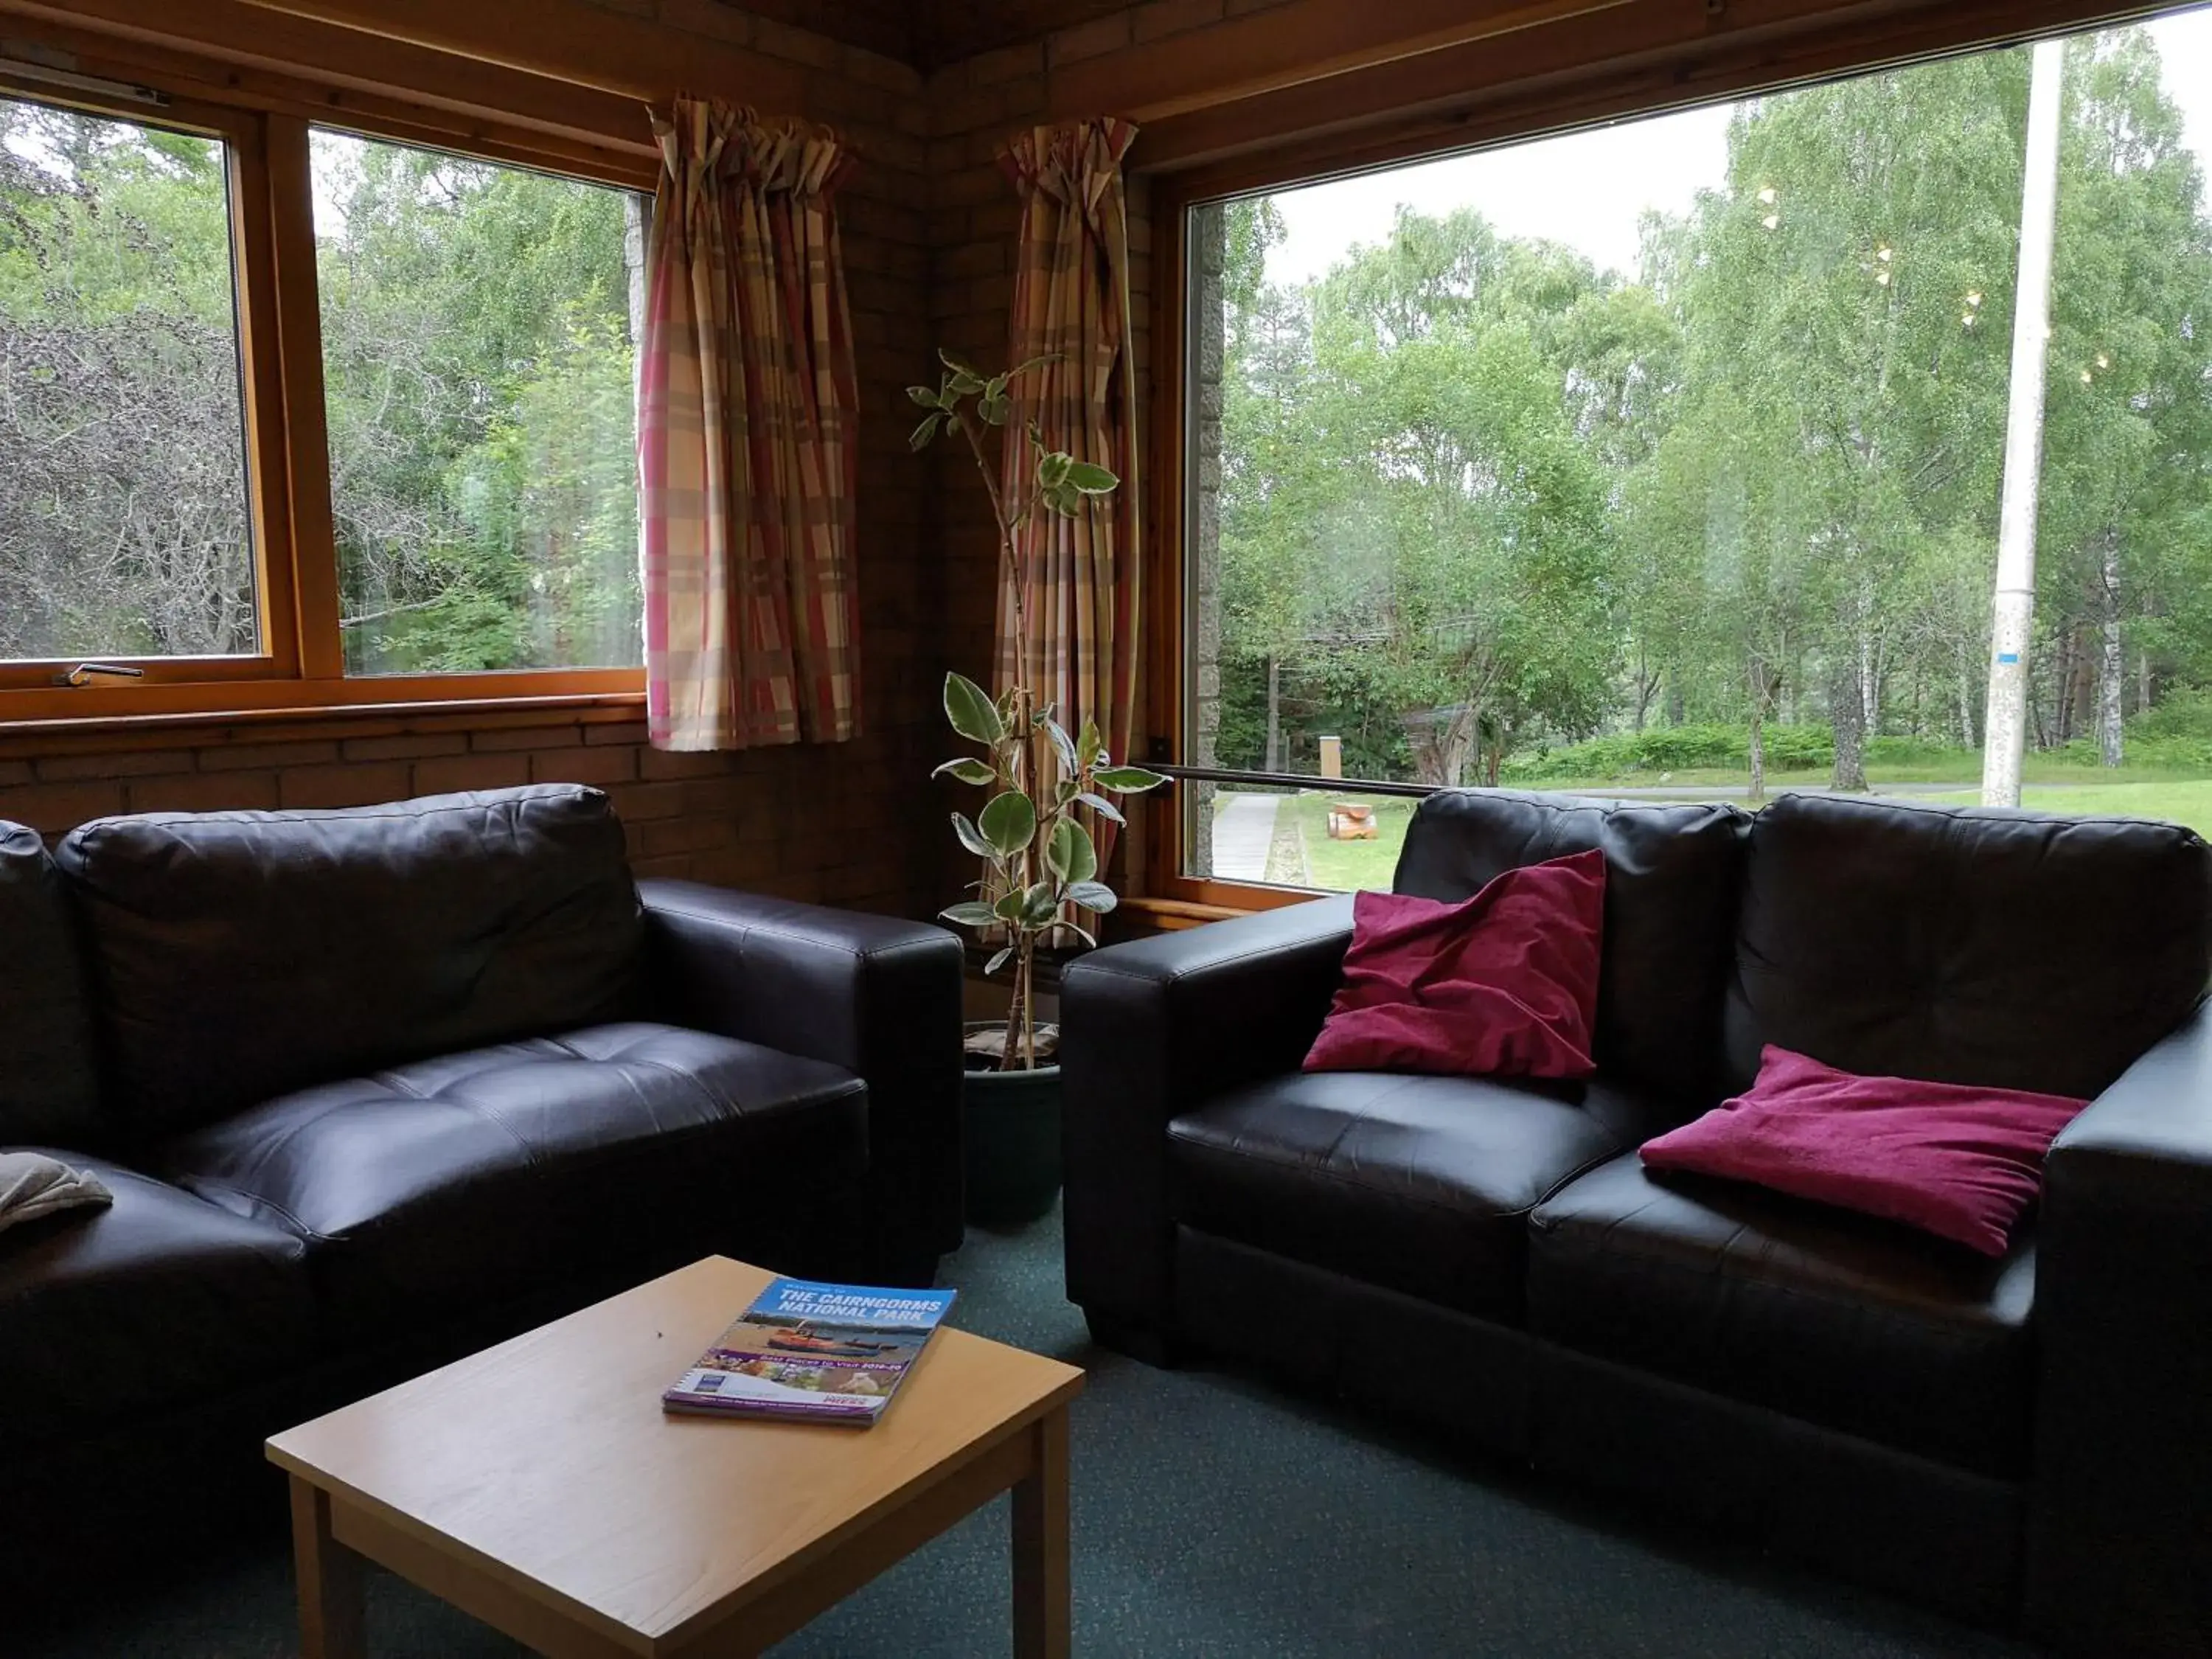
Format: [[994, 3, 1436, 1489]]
[[1982, 37, 2067, 807]]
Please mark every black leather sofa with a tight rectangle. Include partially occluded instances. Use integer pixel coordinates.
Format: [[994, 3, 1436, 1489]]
[[1062, 789, 2212, 1654], [0, 783, 962, 1582]]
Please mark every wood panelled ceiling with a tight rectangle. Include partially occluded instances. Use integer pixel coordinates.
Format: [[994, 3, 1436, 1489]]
[[919, 0, 1137, 64], [714, 0, 1137, 69], [718, 0, 909, 61]]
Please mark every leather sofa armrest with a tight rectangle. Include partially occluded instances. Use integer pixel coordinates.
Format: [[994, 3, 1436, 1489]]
[[1060, 895, 1354, 1336], [2025, 998, 2212, 1655], [637, 880, 967, 1270]]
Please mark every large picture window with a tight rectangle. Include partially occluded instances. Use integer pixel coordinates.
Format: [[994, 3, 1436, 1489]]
[[1179, 6, 2212, 894]]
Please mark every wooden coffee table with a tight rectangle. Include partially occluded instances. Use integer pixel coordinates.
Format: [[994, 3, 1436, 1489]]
[[267, 1256, 1084, 1658]]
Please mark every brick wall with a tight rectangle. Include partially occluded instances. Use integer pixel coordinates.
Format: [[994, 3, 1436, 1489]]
[[0, 4, 947, 919], [0, 707, 921, 907]]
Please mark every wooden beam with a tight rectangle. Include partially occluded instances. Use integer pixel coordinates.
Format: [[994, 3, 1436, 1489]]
[[1048, 0, 1638, 123], [1132, 0, 2174, 175], [0, 672, 642, 728], [226, 0, 803, 107], [0, 695, 644, 761], [0, 0, 655, 161]]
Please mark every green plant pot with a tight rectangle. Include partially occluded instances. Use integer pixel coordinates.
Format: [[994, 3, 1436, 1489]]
[[962, 1023, 1062, 1227]]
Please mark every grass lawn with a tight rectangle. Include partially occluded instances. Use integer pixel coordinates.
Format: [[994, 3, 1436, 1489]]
[[1218, 773, 2212, 895], [1929, 778, 2212, 837], [1515, 754, 2212, 791], [1214, 790, 1415, 891]]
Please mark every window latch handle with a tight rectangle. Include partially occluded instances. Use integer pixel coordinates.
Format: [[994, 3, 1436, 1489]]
[[54, 662, 147, 687]]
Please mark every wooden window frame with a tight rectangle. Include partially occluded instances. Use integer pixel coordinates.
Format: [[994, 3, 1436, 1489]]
[[0, 43, 658, 728], [1137, 0, 2193, 916]]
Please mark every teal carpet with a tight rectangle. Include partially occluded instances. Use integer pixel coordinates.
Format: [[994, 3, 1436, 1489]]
[[19, 1207, 2025, 1658]]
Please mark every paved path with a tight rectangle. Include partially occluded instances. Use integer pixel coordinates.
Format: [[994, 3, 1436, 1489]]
[[1212, 792, 1280, 880]]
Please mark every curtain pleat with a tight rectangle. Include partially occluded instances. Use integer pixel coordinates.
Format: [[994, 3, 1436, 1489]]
[[640, 99, 861, 751], [995, 119, 1141, 872]]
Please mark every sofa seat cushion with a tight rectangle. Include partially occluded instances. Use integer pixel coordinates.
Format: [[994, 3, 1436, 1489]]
[[0, 1153, 314, 1444], [1527, 1152, 2037, 1477], [1168, 1070, 1670, 1323], [160, 1023, 868, 1332]]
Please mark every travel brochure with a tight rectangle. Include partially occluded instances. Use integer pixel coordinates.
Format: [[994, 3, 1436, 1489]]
[[662, 1277, 956, 1426]]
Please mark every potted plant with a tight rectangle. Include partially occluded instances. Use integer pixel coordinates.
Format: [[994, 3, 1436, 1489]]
[[911, 350, 1167, 1224]]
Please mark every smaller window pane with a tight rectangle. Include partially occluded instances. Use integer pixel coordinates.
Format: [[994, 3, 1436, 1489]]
[[312, 129, 644, 676], [0, 97, 257, 662]]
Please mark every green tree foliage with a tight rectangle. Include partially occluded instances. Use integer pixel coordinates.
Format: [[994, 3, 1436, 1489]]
[[1211, 24, 2212, 789], [1220, 206, 1617, 786], [1621, 51, 2032, 790], [2036, 32, 2212, 762], [0, 101, 251, 658], [314, 132, 641, 673], [1214, 197, 1321, 771], [0, 100, 642, 672]]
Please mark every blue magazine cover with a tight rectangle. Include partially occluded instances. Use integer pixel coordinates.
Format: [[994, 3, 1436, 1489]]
[[662, 1278, 958, 1425]]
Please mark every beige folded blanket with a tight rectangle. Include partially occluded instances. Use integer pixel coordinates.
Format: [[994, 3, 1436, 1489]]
[[0, 1152, 114, 1235]]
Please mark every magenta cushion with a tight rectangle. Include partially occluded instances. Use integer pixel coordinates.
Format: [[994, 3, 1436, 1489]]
[[1639, 1045, 2090, 1255], [1303, 849, 1606, 1079]]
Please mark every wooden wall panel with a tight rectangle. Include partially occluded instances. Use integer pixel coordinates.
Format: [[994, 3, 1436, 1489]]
[[227, 0, 804, 104], [1048, 0, 1636, 123], [0, 0, 654, 154], [1128, 0, 2178, 173]]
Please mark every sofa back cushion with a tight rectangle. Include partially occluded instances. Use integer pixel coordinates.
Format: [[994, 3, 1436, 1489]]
[[1725, 793, 2211, 1100], [57, 785, 641, 1135], [1393, 790, 1750, 1106], [0, 821, 104, 1148]]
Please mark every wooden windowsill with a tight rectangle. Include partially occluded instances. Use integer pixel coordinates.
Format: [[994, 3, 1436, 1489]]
[[0, 689, 646, 760], [1118, 888, 1328, 928]]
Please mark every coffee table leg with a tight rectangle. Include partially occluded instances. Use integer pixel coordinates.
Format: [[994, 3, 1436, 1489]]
[[290, 1475, 367, 1659], [1011, 1406, 1071, 1659]]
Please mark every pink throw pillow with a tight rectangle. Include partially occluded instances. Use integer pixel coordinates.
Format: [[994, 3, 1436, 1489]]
[[1640, 1045, 2089, 1256], [1304, 849, 1606, 1079]]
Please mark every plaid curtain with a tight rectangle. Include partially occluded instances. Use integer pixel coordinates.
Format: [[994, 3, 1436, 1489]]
[[639, 100, 861, 751], [996, 119, 1141, 866]]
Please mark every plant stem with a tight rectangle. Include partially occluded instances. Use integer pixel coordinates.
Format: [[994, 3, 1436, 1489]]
[[1006, 942, 1032, 1073], [951, 407, 1034, 654], [951, 403, 1045, 1073]]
